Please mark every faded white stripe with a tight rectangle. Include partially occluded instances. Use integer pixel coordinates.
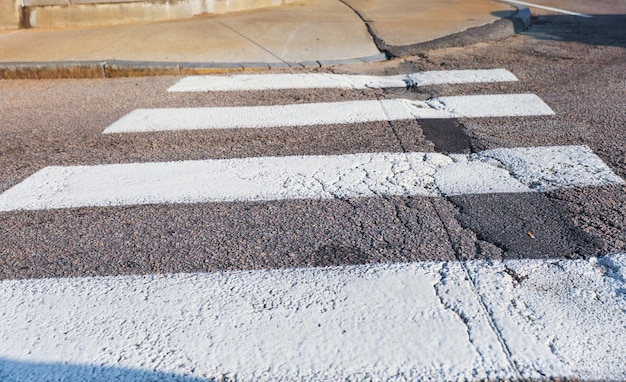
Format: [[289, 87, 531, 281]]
[[167, 69, 518, 92], [503, 0, 593, 18], [0, 146, 620, 211], [1, 254, 625, 380], [103, 94, 554, 134]]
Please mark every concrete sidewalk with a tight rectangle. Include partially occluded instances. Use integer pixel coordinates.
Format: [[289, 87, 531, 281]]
[[0, 0, 524, 79]]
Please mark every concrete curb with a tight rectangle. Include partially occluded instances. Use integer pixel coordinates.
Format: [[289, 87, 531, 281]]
[[375, 6, 532, 58], [0, 61, 107, 80], [0, 54, 388, 80]]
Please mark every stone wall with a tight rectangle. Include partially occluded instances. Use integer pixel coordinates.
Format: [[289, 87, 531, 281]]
[[10, 0, 292, 29], [0, 0, 21, 29]]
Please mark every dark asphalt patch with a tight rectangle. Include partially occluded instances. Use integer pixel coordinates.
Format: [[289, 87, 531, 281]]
[[0, 196, 458, 280], [448, 192, 602, 259], [418, 119, 472, 154]]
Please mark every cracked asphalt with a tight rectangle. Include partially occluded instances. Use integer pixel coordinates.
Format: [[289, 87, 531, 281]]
[[1, 13, 625, 280]]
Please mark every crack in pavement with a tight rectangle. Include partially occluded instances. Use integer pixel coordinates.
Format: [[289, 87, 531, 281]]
[[459, 262, 523, 379], [336, 0, 391, 57], [427, 196, 522, 377], [377, 95, 410, 154], [433, 262, 487, 367]]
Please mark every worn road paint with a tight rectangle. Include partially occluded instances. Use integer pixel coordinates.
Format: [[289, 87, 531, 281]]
[[0, 146, 620, 211], [167, 69, 518, 92], [102, 94, 554, 133], [1, 254, 625, 380], [503, 0, 593, 18]]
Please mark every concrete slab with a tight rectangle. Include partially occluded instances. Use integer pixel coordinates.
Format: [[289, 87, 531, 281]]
[[0, 18, 279, 63], [218, 0, 380, 62], [0, 0, 379, 64], [342, 0, 516, 46]]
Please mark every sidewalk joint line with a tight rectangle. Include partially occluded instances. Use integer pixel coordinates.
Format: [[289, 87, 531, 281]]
[[218, 22, 287, 64]]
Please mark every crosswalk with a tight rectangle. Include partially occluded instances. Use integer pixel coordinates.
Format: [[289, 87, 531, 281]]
[[167, 69, 519, 91], [103, 95, 554, 133], [1, 69, 625, 381], [0, 146, 621, 211], [2, 255, 625, 381]]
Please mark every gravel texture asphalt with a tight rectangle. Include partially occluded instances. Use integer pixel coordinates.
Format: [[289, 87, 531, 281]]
[[1, 13, 625, 280]]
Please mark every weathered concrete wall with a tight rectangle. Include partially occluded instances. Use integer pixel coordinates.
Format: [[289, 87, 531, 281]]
[[22, 0, 293, 28], [0, 0, 21, 29]]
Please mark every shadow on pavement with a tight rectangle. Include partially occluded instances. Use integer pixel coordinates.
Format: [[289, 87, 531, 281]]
[[0, 358, 211, 382], [492, 11, 626, 48]]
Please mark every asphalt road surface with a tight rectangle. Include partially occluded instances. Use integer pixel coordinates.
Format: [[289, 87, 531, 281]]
[[0, 11, 625, 381], [2, 15, 625, 278]]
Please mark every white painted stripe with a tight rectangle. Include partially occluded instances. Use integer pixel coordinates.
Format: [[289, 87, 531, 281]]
[[426, 94, 554, 118], [503, 0, 593, 18], [167, 69, 518, 92], [103, 94, 554, 133], [104, 99, 430, 133], [1, 254, 625, 380], [0, 146, 620, 211]]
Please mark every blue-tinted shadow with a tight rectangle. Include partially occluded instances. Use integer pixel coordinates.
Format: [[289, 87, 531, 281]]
[[491, 11, 626, 48], [0, 358, 212, 382]]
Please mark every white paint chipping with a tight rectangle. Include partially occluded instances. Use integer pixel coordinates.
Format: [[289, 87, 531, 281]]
[[465, 254, 626, 378], [1, 254, 625, 381], [103, 94, 554, 133], [167, 69, 518, 92], [0, 146, 621, 211], [503, 0, 593, 18]]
